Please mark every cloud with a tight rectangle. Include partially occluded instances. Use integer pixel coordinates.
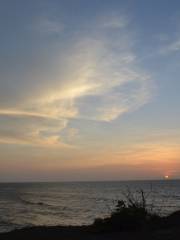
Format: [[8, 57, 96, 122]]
[[167, 39, 180, 52], [67, 128, 79, 138], [160, 38, 180, 54], [71, 36, 152, 121], [0, 114, 70, 148], [0, 13, 153, 146], [0, 109, 57, 119]]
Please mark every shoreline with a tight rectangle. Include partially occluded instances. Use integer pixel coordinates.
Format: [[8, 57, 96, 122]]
[[1, 210, 180, 240]]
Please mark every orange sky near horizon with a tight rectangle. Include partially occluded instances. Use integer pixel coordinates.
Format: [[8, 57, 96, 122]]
[[0, 1, 180, 181]]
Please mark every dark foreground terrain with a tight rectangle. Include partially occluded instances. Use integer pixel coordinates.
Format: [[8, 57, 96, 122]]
[[1, 199, 180, 240], [0, 217, 180, 240]]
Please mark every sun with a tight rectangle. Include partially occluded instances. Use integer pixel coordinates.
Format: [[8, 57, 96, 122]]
[[164, 175, 169, 180]]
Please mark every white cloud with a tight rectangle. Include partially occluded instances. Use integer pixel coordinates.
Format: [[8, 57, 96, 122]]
[[97, 106, 127, 121], [0, 13, 153, 146], [0, 114, 70, 148]]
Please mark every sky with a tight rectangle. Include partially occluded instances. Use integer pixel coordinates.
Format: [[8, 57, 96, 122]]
[[0, 0, 180, 181]]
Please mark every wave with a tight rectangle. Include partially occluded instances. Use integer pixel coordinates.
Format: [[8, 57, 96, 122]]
[[20, 198, 51, 207], [0, 220, 13, 226]]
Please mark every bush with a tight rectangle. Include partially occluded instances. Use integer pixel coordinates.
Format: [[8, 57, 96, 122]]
[[92, 190, 159, 232]]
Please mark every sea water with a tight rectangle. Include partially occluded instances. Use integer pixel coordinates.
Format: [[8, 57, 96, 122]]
[[0, 180, 180, 233]]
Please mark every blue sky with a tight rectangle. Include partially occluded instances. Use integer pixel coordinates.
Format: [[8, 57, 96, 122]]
[[0, 0, 179, 181]]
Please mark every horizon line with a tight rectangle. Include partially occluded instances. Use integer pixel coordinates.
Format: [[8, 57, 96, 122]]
[[0, 178, 179, 184]]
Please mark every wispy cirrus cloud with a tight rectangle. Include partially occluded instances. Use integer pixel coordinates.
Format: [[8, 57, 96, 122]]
[[166, 39, 180, 52], [160, 37, 180, 54], [0, 13, 153, 147], [0, 114, 70, 148]]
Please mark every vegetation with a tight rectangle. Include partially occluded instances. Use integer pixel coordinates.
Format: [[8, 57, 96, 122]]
[[92, 190, 160, 232]]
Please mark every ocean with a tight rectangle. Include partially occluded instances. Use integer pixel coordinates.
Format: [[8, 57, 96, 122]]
[[0, 180, 180, 233]]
